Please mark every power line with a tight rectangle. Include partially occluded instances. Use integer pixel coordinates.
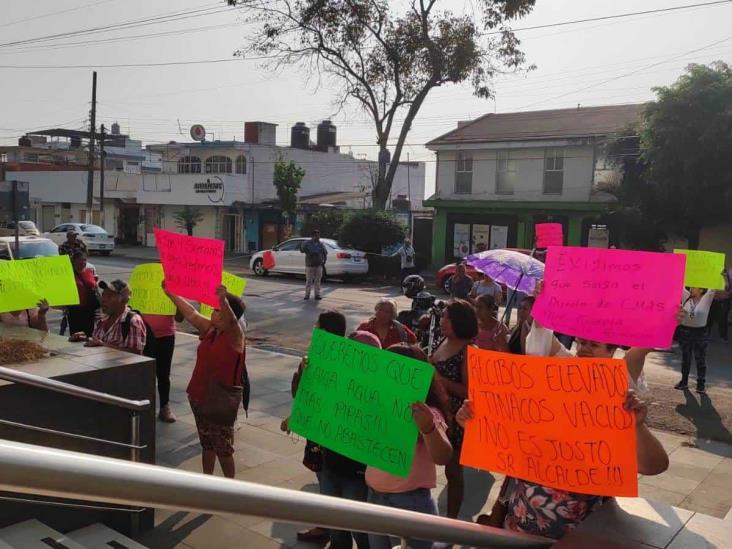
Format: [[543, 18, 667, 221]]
[[0, 57, 262, 70], [487, 0, 732, 35], [0, 3, 228, 50], [0, 0, 117, 30]]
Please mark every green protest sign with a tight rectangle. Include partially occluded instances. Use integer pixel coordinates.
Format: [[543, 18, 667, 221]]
[[674, 249, 726, 290], [289, 329, 435, 477], [128, 263, 177, 315], [200, 271, 247, 318], [0, 255, 79, 313]]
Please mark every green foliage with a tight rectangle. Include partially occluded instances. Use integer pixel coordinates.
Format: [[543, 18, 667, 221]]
[[608, 62, 732, 249], [273, 159, 305, 216], [338, 210, 405, 254], [172, 206, 204, 236], [226, 0, 535, 209], [301, 210, 345, 239]]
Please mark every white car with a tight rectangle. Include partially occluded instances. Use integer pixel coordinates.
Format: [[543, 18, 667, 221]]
[[250, 237, 368, 281], [44, 223, 115, 255], [0, 235, 96, 274]]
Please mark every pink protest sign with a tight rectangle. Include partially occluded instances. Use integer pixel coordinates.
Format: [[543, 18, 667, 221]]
[[154, 228, 224, 308], [535, 223, 563, 248], [533, 246, 685, 348]]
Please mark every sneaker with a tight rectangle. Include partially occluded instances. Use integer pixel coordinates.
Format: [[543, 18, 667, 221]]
[[674, 380, 688, 390], [315, 295, 323, 300], [304, 296, 310, 301], [158, 404, 176, 423], [296, 527, 328, 543], [696, 384, 707, 394]]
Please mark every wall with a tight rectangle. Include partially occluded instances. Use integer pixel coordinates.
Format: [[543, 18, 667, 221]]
[[434, 144, 595, 202], [139, 173, 248, 206], [664, 224, 732, 260]]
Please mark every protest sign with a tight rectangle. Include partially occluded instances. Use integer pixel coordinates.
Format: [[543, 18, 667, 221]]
[[200, 271, 247, 318], [154, 228, 224, 308], [289, 329, 434, 477], [673, 249, 725, 290], [461, 348, 637, 497], [128, 263, 176, 315], [535, 223, 563, 249], [533, 246, 685, 348], [0, 255, 79, 313]]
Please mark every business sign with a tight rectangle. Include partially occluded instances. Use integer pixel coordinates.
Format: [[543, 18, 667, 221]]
[[193, 177, 224, 203]]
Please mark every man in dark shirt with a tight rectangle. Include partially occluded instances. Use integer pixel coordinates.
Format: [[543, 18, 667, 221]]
[[58, 230, 88, 256], [449, 261, 474, 300], [300, 229, 328, 300]]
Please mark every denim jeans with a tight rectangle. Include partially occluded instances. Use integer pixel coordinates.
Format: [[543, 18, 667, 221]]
[[318, 469, 370, 549], [367, 488, 437, 549]]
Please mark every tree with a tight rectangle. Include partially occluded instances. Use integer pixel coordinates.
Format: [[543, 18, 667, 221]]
[[173, 206, 204, 236], [639, 62, 732, 249], [226, 0, 535, 209], [338, 210, 405, 254], [301, 210, 345, 239], [273, 158, 305, 236]]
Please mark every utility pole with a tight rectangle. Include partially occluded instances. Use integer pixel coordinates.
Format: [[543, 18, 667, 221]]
[[86, 71, 97, 222], [407, 152, 413, 241], [99, 124, 106, 229], [11, 180, 19, 256]]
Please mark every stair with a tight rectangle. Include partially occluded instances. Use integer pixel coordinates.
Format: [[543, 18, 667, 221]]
[[67, 523, 148, 549], [0, 519, 147, 549]]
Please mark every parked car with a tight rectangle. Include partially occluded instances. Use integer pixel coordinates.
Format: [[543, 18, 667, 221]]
[[249, 237, 368, 281], [43, 223, 115, 255], [435, 248, 539, 294], [0, 236, 61, 260], [0, 220, 40, 237]]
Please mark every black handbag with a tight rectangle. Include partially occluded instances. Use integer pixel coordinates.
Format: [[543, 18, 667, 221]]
[[199, 355, 243, 426], [303, 440, 323, 473]]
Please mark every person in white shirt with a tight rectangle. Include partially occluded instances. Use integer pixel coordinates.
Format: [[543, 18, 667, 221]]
[[675, 287, 716, 393], [392, 238, 417, 282]]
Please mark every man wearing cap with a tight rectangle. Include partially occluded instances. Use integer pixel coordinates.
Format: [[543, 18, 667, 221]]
[[59, 230, 88, 256], [69, 279, 146, 355]]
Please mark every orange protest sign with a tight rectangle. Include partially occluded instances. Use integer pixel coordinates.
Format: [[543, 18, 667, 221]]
[[461, 348, 638, 497]]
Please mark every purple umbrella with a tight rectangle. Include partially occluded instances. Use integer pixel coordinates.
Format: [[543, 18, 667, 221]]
[[466, 249, 544, 294]]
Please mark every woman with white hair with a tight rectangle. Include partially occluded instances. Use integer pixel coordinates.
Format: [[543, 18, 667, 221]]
[[358, 297, 417, 348]]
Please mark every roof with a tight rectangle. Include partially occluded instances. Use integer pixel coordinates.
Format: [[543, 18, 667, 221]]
[[427, 104, 645, 147], [298, 191, 367, 205]]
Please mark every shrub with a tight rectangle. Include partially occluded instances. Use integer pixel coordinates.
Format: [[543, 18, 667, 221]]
[[301, 210, 345, 239], [338, 210, 406, 254]]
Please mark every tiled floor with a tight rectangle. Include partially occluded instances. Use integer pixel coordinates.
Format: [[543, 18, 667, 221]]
[[139, 336, 732, 548]]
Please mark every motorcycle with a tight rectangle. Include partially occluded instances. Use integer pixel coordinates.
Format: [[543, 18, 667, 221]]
[[396, 275, 445, 354]]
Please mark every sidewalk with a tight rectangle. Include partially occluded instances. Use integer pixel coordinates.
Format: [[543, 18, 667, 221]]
[[138, 333, 732, 549]]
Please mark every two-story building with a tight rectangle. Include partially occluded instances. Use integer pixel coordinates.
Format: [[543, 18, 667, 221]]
[[424, 104, 644, 268]]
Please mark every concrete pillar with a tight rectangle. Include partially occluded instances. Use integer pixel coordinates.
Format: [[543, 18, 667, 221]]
[[432, 208, 447, 269]]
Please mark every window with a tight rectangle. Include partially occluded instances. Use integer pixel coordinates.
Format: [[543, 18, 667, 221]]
[[455, 151, 473, 194], [178, 156, 201, 174], [105, 159, 124, 171], [235, 155, 247, 174], [0, 153, 7, 163], [23, 153, 39, 163], [543, 148, 564, 194], [495, 151, 517, 195], [277, 240, 303, 251], [205, 155, 232, 174]]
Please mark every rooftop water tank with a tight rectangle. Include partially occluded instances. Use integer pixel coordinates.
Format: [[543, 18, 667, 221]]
[[316, 120, 336, 152], [291, 122, 310, 150]]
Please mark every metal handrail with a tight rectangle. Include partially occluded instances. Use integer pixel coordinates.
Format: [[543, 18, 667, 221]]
[[0, 440, 553, 548], [0, 419, 147, 450], [0, 366, 150, 411]]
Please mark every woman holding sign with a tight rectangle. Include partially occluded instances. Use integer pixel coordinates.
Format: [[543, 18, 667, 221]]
[[676, 287, 716, 393], [163, 283, 245, 479], [366, 343, 453, 549], [429, 299, 478, 519], [66, 251, 98, 337]]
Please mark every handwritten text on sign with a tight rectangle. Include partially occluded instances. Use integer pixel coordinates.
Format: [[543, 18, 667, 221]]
[[0, 255, 79, 313], [289, 329, 434, 477], [533, 247, 685, 348], [200, 271, 247, 318], [673, 249, 725, 290], [128, 263, 176, 316], [535, 223, 563, 249], [461, 348, 638, 497], [154, 228, 224, 308]]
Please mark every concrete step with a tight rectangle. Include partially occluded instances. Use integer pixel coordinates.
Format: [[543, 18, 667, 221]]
[[0, 519, 86, 549], [68, 523, 148, 548]]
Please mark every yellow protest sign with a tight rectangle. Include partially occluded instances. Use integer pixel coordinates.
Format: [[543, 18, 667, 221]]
[[128, 263, 177, 315], [0, 255, 79, 313], [200, 271, 247, 318], [674, 249, 726, 290]]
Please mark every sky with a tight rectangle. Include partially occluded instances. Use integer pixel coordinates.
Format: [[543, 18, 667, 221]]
[[1, 0, 731, 197]]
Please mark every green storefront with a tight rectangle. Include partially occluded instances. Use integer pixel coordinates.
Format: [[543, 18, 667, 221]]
[[424, 198, 614, 268]]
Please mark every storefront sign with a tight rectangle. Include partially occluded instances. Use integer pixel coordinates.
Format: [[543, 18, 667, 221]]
[[194, 180, 223, 193]]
